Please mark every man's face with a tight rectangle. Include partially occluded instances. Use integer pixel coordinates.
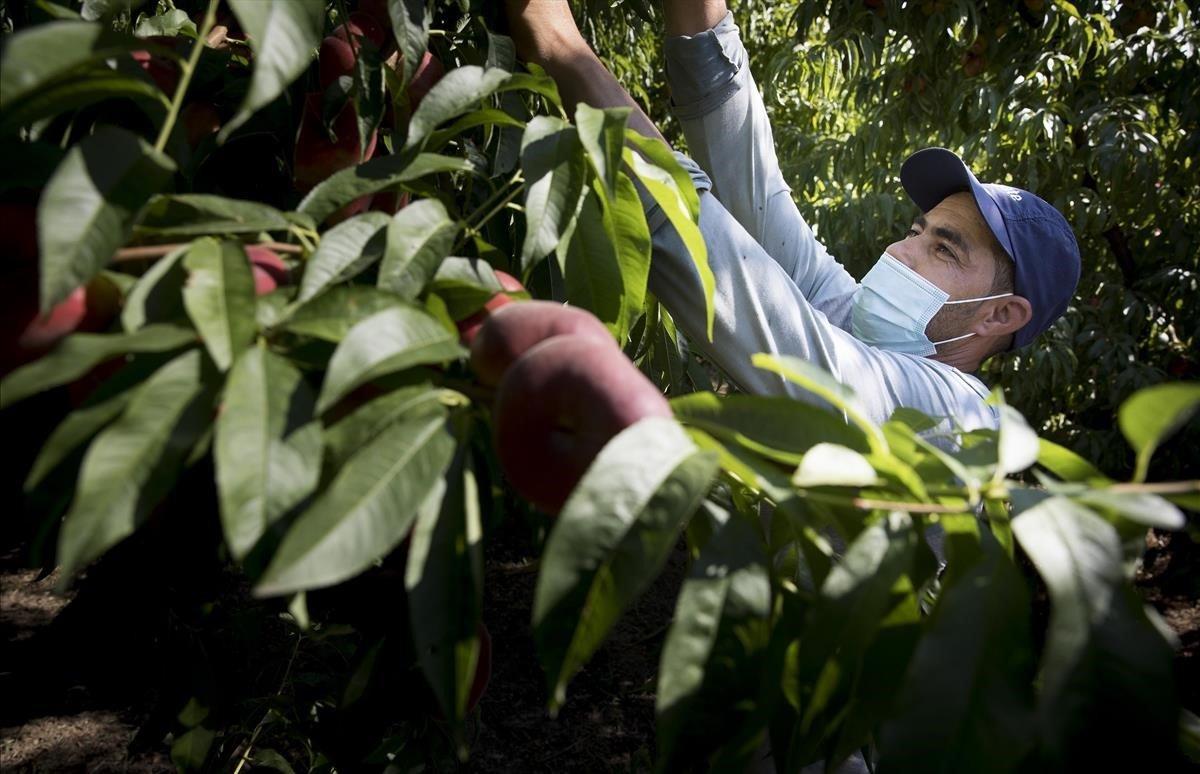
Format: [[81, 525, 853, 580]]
[[884, 191, 1001, 342]]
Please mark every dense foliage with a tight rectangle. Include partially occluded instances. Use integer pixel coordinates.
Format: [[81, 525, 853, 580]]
[[588, 0, 1200, 479], [1, 0, 1197, 772]]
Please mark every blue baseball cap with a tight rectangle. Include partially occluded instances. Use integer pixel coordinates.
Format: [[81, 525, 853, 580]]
[[899, 147, 1081, 349]]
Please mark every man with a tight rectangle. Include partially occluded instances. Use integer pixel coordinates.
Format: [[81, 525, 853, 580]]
[[506, 1, 1081, 434]]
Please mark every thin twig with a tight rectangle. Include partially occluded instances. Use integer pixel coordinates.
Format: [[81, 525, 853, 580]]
[[154, 0, 220, 153], [113, 241, 305, 263], [1106, 480, 1199, 495]]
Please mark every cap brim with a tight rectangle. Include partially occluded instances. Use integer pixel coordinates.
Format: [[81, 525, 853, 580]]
[[900, 148, 1015, 262]]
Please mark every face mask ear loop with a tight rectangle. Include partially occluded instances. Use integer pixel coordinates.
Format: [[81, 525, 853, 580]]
[[930, 331, 977, 347], [942, 292, 1014, 305]]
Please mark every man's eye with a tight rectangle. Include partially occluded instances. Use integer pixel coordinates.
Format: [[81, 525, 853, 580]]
[[906, 228, 919, 237]]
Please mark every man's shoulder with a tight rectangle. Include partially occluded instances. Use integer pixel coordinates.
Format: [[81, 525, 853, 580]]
[[868, 350, 999, 431]]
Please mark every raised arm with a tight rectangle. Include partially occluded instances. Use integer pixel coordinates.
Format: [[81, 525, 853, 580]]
[[662, 0, 729, 36], [660, 8, 861, 324], [505, 1, 665, 143]]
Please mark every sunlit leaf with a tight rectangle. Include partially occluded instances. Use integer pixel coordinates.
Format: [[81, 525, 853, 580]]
[[181, 239, 258, 371], [377, 199, 460, 300], [404, 66, 511, 150], [1118, 382, 1200, 481], [215, 346, 322, 560], [297, 153, 473, 225], [255, 409, 454, 596], [533, 418, 718, 711], [519, 116, 587, 271], [297, 212, 390, 302], [316, 305, 464, 412]]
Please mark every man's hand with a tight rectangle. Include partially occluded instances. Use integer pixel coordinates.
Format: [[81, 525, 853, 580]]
[[504, 1, 589, 68]]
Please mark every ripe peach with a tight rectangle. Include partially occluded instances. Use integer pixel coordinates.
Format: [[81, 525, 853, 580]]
[[492, 334, 671, 514], [333, 12, 387, 49], [468, 299, 614, 387], [245, 245, 289, 295], [456, 271, 525, 346], [319, 35, 357, 92], [408, 51, 445, 110]]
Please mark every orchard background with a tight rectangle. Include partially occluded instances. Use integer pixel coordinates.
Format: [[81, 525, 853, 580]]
[[0, 0, 1198, 772]]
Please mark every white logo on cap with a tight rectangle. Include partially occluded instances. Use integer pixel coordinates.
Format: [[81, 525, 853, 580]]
[[1006, 189, 1023, 202]]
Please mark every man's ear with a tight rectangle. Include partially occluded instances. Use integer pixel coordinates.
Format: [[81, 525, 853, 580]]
[[975, 295, 1033, 338]]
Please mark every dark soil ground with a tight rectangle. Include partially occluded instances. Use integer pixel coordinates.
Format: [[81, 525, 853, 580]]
[[2, 526, 1196, 772]]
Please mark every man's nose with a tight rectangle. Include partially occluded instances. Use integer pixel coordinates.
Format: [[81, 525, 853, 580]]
[[885, 239, 915, 268]]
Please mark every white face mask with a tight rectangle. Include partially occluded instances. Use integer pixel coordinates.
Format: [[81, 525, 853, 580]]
[[851, 253, 1013, 356]]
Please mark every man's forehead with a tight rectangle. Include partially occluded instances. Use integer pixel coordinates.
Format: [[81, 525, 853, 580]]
[[920, 192, 993, 243]]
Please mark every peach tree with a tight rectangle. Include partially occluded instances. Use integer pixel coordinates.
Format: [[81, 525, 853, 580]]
[[0, 0, 1197, 770]]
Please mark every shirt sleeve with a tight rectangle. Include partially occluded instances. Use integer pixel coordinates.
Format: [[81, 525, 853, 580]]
[[663, 11, 860, 329], [643, 157, 999, 433]]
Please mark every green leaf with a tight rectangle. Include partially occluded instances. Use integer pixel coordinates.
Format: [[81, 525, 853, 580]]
[[57, 349, 216, 579], [519, 116, 588, 271], [385, 0, 430, 90], [879, 525, 1036, 772], [623, 145, 713, 339], [671, 391, 872, 465], [22, 354, 171, 492], [316, 306, 465, 413], [1012, 490, 1130, 696], [406, 442, 484, 727], [610, 172, 653, 335], [297, 152, 473, 225], [786, 512, 917, 768], [561, 186, 624, 335], [792, 443, 878, 488], [575, 104, 630, 196], [656, 503, 770, 769], [277, 285, 404, 342], [625, 132, 700, 222], [377, 199, 460, 300], [428, 257, 506, 320], [1011, 491, 1178, 766], [134, 195, 294, 237], [170, 726, 214, 772], [0, 68, 168, 136], [404, 66, 511, 150], [255, 409, 455, 596], [1036, 438, 1110, 483], [215, 346, 322, 560], [24, 387, 134, 493], [0, 21, 147, 108], [134, 8, 197, 38], [181, 239, 258, 372], [533, 418, 719, 711], [121, 245, 189, 331], [323, 382, 451, 470], [0, 324, 196, 409], [1118, 382, 1200, 481], [1072, 490, 1185, 530], [297, 212, 391, 303], [750, 354, 885, 452], [222, 0, 325, 142], [427, 107, 526, 151], [995, 402, 1039, 477], [38, 126, 175, 311]]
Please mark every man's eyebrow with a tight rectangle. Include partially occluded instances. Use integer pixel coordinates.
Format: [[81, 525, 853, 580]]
[[914, 214, 971, 262]]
